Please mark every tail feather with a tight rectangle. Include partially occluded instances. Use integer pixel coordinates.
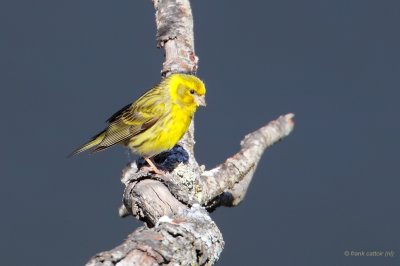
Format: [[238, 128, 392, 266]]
[[68, 131, 106, 158]]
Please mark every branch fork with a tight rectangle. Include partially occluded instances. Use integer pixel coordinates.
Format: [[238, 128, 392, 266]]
[[86, 0, 294, 265]]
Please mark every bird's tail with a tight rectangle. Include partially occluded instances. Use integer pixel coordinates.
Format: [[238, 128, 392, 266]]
[[68, 130, 106, 158]]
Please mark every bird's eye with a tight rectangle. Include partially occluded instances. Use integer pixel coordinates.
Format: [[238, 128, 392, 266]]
[[190, 89, 195, 94]]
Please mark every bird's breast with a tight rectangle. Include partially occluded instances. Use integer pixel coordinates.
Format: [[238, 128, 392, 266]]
[[128, 104, 194, 157]]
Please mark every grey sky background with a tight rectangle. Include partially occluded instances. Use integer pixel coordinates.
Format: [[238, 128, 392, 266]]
[[1, 0, 399, 265]]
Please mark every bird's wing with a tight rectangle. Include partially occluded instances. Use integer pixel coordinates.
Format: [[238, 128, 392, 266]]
[[95, 87, 167, 150]]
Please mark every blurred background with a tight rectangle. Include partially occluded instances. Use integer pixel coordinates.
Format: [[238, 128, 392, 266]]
[[1, 0, 399, 265]]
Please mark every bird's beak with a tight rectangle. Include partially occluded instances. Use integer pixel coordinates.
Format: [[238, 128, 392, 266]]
[[195, 95, 206, 107]]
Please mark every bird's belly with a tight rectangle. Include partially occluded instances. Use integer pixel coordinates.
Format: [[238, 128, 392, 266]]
[[128, 112, 192, 157]]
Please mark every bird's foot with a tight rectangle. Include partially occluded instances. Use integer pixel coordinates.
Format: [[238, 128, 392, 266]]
[[144, 157, 165, 176]]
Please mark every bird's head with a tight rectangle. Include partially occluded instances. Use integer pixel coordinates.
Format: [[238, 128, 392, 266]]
[[167, 73, 206, 108]]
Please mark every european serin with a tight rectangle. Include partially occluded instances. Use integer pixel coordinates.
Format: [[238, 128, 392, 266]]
[[70, 73, 206, 174]]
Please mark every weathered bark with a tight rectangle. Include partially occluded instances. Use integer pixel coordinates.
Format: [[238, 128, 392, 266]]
[[87, 204, 223, 266], [197, 113, 295, 210], [86, 0, 295, 265], [155, 0, 198, 76]]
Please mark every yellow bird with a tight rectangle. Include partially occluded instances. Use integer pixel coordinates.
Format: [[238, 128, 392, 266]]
[[70, 73, 206, 173]]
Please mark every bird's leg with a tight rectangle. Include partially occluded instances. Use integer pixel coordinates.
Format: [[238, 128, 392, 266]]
[[144, 157, 164, 175]]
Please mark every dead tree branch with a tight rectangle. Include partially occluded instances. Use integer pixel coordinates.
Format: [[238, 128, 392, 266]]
[[197, 113, 295, 210], [85, 0, 295, 265]]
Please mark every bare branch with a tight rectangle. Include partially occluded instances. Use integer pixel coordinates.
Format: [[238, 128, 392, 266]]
[[154, 0, 198, 76], [196, 114, 295, 209], [87, 205, 223, 266]]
